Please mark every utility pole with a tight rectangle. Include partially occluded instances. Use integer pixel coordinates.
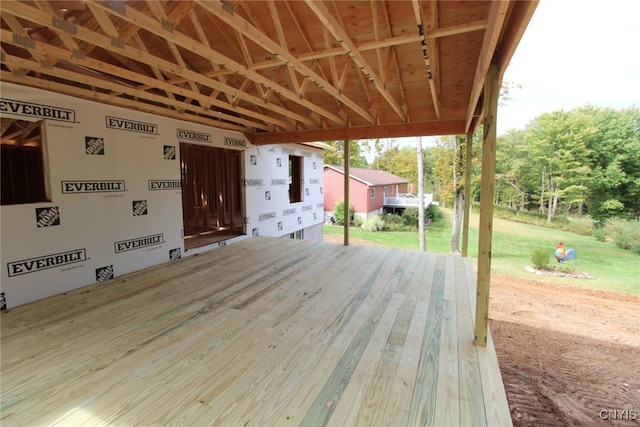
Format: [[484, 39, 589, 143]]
[[418, 136, 426, 251]]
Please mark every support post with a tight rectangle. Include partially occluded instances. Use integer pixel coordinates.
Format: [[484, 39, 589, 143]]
[[343, 139, 350, 246], [462, 131, 473, 257], [474, 58, 499, 347]]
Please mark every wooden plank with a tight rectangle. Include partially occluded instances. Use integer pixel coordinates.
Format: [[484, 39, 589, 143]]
[[1, 238, 511, 426], [327, 253, 411, 426], [477, 329, 514, 427], [407, 253, 447, 426], [299, 250, 402, 426], [1, 239, 314, 422], [434, 257, 460, 425], [379, 252, 433, 426]]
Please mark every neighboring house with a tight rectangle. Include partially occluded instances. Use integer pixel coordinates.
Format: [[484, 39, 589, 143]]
[[0, 83, 325, 308], [324, 165, 410, 220]]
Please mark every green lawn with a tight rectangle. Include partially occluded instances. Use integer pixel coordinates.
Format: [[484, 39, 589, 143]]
[[324, 210, 640, 295]]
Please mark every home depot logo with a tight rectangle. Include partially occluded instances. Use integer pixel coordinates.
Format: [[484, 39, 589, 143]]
[[164, 145, 176, 159], [177, 128, 211, 143], [95, 265, 114, 282], [132, 200, 148, 216], [85, 137, 105, 155], [0, 98, 75, 122], [169, 248, 181, 260], [7, 249, 87, 277], [114, 233, 164, 253], [36, 206, 60, 227], [106, 116, 158, 134]]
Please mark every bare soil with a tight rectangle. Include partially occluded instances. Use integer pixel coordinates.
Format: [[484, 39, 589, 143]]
[[324, 234, 640, 426]]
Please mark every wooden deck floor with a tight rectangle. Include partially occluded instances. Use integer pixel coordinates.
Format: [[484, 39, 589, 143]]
[[1, 237, 511, 426]]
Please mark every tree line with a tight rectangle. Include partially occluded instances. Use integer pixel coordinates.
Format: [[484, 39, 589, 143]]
[[324, 105, 640, 222]]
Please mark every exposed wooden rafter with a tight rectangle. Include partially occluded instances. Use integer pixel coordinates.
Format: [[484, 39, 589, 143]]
[[305, 0, 406, 122], [411, 0, 441, 119], [465, 0, 510, 132], [0, 0, 537, 142]]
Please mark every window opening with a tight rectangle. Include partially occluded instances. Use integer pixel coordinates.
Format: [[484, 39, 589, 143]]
[[1, 118, 49, 205], [289, 155, 303, 203]]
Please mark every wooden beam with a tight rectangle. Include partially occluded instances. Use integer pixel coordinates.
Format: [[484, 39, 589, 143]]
[[267, 0, 301, 96], [88, 1, 342, 127], [474, 58, 499, 347], [0, 29, 277, 131], [196, 0, 361, 126], [462, 131, 473, 257], [411, 0, 441, 119], [465, 0, 510, 132], [249, 120, 466, 145], [428, 19, 487, 39], [305, 0, 406, 122], [0, 1, 311, 129], [497, 1, 539, 77], [1, 72, 247, 132], [344, 139, 350, 246]]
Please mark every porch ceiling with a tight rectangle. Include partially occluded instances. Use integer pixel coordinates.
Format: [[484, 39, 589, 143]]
[[0, 1, 537, 144]]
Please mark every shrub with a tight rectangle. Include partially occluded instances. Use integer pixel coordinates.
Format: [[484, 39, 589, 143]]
[[361, 215, 385, 232], [401, 207, 421, 229], [593, 227, 607, 242], [565, 216, 595, 236], [530, 248, 550, 270], [333, 200, 354, 226], [604, 218, 640, 253], [382, 213, 406, 231], [399, 206, 441, 230], [426, 204, 442, 222], [555, 262, 576, 274]]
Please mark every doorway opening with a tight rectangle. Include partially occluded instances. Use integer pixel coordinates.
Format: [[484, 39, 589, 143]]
[[180, 143, 245, 250]]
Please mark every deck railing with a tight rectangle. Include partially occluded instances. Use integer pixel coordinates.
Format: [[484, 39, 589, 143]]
[[384, 193, 433, 208]]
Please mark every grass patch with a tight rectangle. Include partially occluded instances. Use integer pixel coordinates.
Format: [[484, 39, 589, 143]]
[[325, 209, 640, 295]]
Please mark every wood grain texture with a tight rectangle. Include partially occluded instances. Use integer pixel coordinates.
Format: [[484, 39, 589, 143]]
[[1, 237, 510, 426]]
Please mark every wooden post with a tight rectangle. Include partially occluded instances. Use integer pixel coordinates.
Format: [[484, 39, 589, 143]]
[[462, 131, 473, 257], [474, 58, 499, 347], [343, 139, 349, 246]]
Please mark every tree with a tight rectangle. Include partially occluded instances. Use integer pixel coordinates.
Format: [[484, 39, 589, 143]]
[[323, 140, 368, 167], [449, 135, 466, 254], [584, 106, 640, 219], [524, 110, 594, 222]]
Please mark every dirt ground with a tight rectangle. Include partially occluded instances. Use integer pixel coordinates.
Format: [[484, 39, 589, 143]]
[[324, 235, 640, 426]]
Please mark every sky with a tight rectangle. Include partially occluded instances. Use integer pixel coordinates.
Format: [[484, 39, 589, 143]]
[[392, 0, 640, 149], [498, 0, 640, 135]]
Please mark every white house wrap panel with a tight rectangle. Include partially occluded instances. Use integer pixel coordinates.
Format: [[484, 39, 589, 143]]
[[0, 82, 324, 308]]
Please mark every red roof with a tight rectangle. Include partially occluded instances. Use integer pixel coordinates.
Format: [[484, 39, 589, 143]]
[[324, 165, 408, 186]]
